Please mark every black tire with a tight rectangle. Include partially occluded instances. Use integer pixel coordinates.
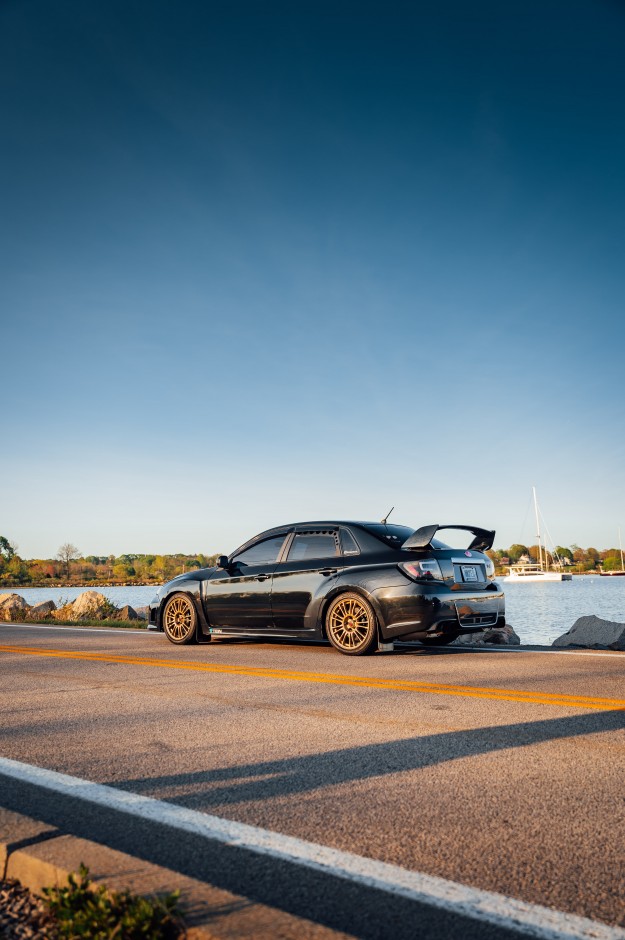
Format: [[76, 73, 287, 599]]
[[420, 632, 460, 646], [162, 593, 198, 645], [325, 592, 378, 656]]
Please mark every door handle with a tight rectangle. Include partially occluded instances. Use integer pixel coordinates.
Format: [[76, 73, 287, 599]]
[[255, 574, 270, 582], [320, 568, 338, 576]]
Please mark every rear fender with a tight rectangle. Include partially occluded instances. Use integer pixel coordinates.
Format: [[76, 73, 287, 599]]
[[317, 582, 387, 638]]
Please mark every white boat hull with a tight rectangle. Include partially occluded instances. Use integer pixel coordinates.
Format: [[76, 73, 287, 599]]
[[503, 571, 572, 582]]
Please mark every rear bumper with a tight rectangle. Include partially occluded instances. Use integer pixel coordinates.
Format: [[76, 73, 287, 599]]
[[371, 584, 505, 641]]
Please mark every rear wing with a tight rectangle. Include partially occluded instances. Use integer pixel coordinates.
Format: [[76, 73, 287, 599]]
[[401, 524, 495, 553]]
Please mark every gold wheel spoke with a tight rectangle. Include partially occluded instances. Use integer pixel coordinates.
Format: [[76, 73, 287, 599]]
[[328, 595, 373, 652], [165, 597, 193, 640]]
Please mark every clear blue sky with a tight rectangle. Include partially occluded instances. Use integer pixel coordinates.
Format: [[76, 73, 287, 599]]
[[2, 0, 624, 558]]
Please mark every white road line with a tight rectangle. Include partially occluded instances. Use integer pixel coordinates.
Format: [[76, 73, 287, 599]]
[[3, 623, 625, 656], [1, 623, 154, 636], [0, 757, 622, 940], [444, 646, 625, 659]]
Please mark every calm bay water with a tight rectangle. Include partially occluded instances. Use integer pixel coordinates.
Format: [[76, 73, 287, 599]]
[[501, 576, 625, 645], [7, 577, 625, 646]]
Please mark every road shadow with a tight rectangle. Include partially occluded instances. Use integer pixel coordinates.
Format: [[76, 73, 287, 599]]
[[114, 708, 625, 807]]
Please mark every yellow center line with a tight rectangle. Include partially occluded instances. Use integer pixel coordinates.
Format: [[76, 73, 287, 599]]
[[1, 644, 624, 710]]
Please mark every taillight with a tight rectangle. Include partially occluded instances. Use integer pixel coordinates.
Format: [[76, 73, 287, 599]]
[[399, 560, 444, 582]]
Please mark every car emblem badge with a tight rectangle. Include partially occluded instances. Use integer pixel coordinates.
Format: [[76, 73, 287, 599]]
[[464, 551, 472, 557]]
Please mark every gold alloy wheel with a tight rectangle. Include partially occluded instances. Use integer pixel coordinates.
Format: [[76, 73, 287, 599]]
[[163, 594, 196, 644], [326, 594, 376, 654]]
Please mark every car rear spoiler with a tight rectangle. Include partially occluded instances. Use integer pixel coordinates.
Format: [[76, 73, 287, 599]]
[[401, 524, 495, 553]]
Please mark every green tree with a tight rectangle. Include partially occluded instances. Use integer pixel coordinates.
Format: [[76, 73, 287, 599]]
[[508, 544, 530, 563], [602, 551, 623, 571], [113, 562, 135, 580], [5, 555, 29, 583], [0, 536, 16, 561], [586, 548, 600, 568]]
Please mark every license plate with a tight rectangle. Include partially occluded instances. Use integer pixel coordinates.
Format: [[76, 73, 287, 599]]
[[461, 565, 478, 582]]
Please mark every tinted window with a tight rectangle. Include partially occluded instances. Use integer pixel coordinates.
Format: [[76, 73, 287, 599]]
[[234, 536, 286, 567], [340, 528, 360, 555], [287, 533, 338, 561], [365, 524, 415, 546]]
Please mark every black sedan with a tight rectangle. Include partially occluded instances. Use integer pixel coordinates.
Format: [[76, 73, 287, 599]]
[[149, 521, 505, 655], [149, 522, 505, 656]]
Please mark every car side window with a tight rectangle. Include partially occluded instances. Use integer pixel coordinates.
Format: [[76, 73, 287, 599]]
[[233, 536, 286, 568], [287, 533, 338, 561], [340, 528, 360, 555]]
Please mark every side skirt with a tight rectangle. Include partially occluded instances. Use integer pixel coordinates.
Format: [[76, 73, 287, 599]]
[[207, 627, 319, 641]]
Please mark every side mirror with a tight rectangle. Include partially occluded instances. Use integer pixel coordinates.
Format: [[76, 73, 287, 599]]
[[216, 555, 230, 570]]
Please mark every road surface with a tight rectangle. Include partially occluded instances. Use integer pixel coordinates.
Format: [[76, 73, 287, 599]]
[[1, 623, 624, 938]]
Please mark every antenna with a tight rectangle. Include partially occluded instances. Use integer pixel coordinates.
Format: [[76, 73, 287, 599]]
[[380, 506, 394, 524]]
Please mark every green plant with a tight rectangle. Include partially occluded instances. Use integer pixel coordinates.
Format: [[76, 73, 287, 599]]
[[43, 863, 184, 939], [51, 618, 146, 629]]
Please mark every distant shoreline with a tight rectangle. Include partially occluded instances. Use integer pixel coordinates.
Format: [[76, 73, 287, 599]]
[[0, 581, 159, 590]]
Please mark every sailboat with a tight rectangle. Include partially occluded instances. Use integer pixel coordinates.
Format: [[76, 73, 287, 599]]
[[503, 488, 573, 582], [599, 528, 625, 577]]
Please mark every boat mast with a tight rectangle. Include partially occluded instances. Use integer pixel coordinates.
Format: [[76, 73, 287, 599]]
[[620, 527, 624, 573], [533, 486, 544, 570]]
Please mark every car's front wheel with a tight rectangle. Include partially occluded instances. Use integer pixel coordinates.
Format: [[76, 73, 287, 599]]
[[163, 593, 198, 645], [325, 593, 378, 655]]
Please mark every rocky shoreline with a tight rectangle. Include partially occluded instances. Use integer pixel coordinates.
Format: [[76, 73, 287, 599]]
[[0, 591, 148, 624]]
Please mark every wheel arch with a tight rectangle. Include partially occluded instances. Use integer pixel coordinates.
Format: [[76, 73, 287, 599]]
[[157, 582, 211, 637], [318, 581, 386, 638]]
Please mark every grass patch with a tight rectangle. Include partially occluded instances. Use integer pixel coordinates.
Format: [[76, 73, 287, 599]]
[[43, 863, 184, 939], [26, 617, 148, 629]]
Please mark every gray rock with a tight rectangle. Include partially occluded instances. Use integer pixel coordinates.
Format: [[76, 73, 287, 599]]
[[69, 591, 112, 619], [26, 600, 56, 619], [134, 606, 149, 620], [0, 594, 31, 621], [451, 623, 521, 646], [552, 615, 625, 650], [114, 605, 139, 621]]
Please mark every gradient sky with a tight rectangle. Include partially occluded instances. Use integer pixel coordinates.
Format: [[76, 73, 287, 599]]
[[2, 0, 625, 558]]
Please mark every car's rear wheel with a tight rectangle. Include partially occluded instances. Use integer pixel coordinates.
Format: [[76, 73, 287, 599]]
[[420, 632, 460, 646], [326, 593, 378, 655], [163, 593, 197, 645]]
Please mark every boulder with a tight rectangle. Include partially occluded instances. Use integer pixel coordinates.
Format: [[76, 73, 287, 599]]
[[69, 591, 112, 620], [0, 594, 31, 621], [26, 600, 56, 620], [451, 623, 521, 646], [134, 606, 149, 620], [113, 605, 139, 621], [552, 615, 625, 651]]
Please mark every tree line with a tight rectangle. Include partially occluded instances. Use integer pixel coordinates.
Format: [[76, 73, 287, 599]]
[[488, 543, 624, 573], [0, 537, 219, 586]]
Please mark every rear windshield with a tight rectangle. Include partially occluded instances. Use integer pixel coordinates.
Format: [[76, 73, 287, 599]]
[[364, 524, 450, 549], [365, 524, 414, 547]]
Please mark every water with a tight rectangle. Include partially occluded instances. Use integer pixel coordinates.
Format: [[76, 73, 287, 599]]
[[502, 576, 625, 644], [6, 577, 625, 645]]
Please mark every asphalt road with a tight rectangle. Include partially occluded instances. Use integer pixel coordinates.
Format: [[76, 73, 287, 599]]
[[1, 623, 624, 938]]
